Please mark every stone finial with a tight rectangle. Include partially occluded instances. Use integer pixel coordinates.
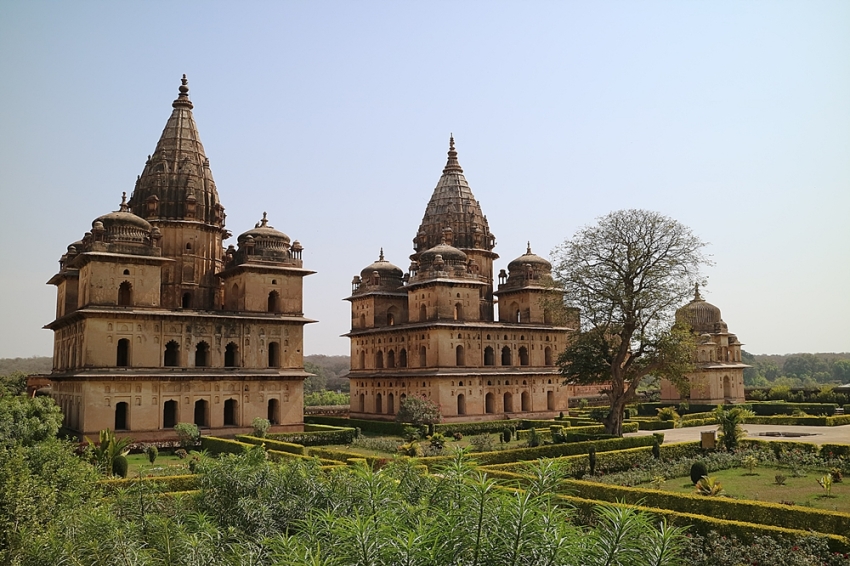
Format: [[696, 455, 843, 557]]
[[694, 283, 703, 301], [172, 74, 194, 109], [443, 133, 463, 173], [379, 247, 384, 261], [260, 212, 268, 227], [119, 192, 130, 212], [527, 241, 532, 254]]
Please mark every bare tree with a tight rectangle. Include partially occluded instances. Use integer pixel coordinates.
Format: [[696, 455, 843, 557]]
[[553, 209, 710, 435]]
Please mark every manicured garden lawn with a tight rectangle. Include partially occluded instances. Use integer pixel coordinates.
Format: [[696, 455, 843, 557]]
[[126, 452, 189, 476], [651, 466, 850, 513]]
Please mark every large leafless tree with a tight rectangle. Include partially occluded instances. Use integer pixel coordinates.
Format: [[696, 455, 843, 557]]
[[553, 209, 710, 436]]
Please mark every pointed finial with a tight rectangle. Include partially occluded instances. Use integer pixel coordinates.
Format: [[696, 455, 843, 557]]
[[694, 283, 702, 301], [449, 133, 455, 151], [172, 74, 194, 109], [443, 133, 463, 173], [119, 192, 130, 212], [260, 212, 268, 227], [379, 248, 385, 261], [527, 241, 532, 254]]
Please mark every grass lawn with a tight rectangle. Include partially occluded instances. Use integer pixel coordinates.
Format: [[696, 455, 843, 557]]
[[651, 466, 850, 513], [126, 452, 189, 476]]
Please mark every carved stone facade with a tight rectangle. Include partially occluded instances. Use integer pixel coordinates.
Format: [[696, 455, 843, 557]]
[[46, 77, 314, 439], [345, 138, 577, 422], [660, 286, 748, 405]]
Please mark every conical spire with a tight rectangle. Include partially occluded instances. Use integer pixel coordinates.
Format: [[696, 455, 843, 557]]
[[693, 283, 703, 301], [128, 75, 224, 228], [413, 135, 495, 254]]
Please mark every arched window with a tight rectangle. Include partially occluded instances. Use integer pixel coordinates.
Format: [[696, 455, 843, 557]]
[[387, 393, 395, 414], [544, 347, 553, 366], [182, 292, 192, 308], [501, 346, 512, 366], [195, 342, 210, 367], [419, 304, 427, 322], [510, 302, 520, 322], [519, 346, 529, 366], [723, 375, 732, 399], [454, 303, 463, 321], [268, 342, 280, 368], [484, 346, 495, 366], [457, 393, 466, 415], [376, 351, 384, 369], [504, 392, 514, 413], [359, 350, 366, 369], [360, 314, 366, 328], [224, 342, 239, 367], [268, 399, 280, 424], [521, 391, 530, 412], [268, 291, 279, 313], [114, 402, 129, 430], [116, 338, 130, 367], [164, 341, 180, 367], [227, 283, 239, 310], [419, 346, 427, 367], [358, 393, 365, 413], [399, 348, 407, 368], [456, 345, 465, 367], [485, 392, 495, 414], [376, 393, 383, 414], [224, 399, 238, 426], [543, 309, 552, 324], [387, 307, 397, 326], [194, 399, 209, 427], [163, 399, 178, 428], [118, 281, 133, 306], [547, 391, 555, 411], [387, 350, 395, 368]]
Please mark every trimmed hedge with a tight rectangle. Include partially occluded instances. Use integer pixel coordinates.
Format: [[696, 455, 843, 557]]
[[303, 423, 352, 432], [557, 477, 850, 539], [679, 411, 716, 421], [680, 417, 717, 427], [744, 414, 850, 426], [305, 416, 408, 436], [632, 420, 675, 431], [236, 435, 307, 456], [750, 402, 837, 416], [516, 422, 638, 441], [308, 446, 387, 467], [820, 443, 850, 459], [637, 403, 750, 416], [738, 438, 820, 454], [266, 449, 339, 466], [99, 474, 198, 494], [266, 427, 357, 446], [200, 436, 253, 455], [419, 434, 659, 469], [434, 420, 518, 436]]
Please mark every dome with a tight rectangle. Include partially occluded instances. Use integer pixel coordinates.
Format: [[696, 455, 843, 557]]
[[92, 193, 152, 244], [237, 213, 290, 249], [360, 249, 404, 280], [676, 284, 722, 333], [419, 242, 467, 266], [507, 243, 551, 273]]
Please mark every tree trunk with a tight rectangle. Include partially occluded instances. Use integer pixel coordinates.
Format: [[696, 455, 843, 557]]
[[604, 395, 629, 437]]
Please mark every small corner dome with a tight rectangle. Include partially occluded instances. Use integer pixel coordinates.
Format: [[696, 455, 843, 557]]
[[676, 284, 722, 332], [419, 242, 467, 265], [94, 193, 151, 232], [507, 243, 551, 272], [360, 249, 404, 280], [237, 212, 290, 246]]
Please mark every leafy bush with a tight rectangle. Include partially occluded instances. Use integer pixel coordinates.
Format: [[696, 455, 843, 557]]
[[251, 417, 271, 438], [469, 434, 497, 453], [434, 419, 517, 436], [235, 435, 306, 456], [145, 445, 158, 464], [266, 427, 357, 446], [174, 422, 200, 449], [200, 436, 252, 455], [716, 406, 754, 450], [656, 406, 680, 422], [691, 461, 709, 484], [303, 390, 350, 406], [695, 476, 724, 496], [396, 396, 442, 427], [350, 436, 401, 453], [0, 395, 63, 448], [307, 416, 408, 436], [111, 454, 128, 478]]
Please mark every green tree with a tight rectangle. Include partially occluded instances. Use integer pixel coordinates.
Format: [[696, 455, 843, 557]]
[[715, 406, 754, 451], [0, 372, 27, 397], [833, 359, 850, 383], [0, 395, 63, 448], [395, 395, 442, 427], [553, 209, 708, 436]]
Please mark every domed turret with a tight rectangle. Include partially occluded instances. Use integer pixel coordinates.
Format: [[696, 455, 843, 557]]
[[92, 193, 153, 245], [507, 242, 551, 273], [676, 284, 723, 334], [232, 213, 296, 264], [419, 242, 468, 268], [360, 249, 404, 281]]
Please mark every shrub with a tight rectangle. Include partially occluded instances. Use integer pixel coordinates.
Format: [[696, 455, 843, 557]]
[[656, 406, 680, 422], [174, 422, 200, 449], [396, 396, 442, 427], [691, 461, 708, 485], [589, 407, 608, 422], [251, 417, 271, 438], [200, 436, 252, 455], [588, 446, 597, 475], [112, 454, 129, 478], [774, 474, 786, 485], [452, 432, 462, 441], [235, 435, 306, 456], [527, 428, 541, 448], [306, 416, 408, 436], [502, 428, 512, 443], [652, 441, 661, 460], [266, 428, 356, 446], [145, 445, 158, 464], [715, 406, 753, 450], [695, 476, 724, 496], [469, 434, 496, 453]]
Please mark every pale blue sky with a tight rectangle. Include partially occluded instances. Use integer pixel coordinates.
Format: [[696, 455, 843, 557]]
[[0, 1, 848, 358]]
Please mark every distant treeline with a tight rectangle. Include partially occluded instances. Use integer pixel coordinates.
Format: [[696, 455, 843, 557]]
[[0, 357, 51, 376], [743, 351, 850, 388]]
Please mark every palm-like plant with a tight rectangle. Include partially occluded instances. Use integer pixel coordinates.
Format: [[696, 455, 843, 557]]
[[695, 476, 725, 496], [85, 428, 132, 476], [714, 406, 754, 451]]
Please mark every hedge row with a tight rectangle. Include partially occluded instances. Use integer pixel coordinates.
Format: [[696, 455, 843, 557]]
[[557, 477, 850, 538], [200, 436, 253, 454], [303, 423, 351, 432], [750, 402, 837, 416], [744, 414, 850, 426], [516, 422, 639, 441], [434, 420, 519, 436], [266, 427, 357, 446], [308, 446, 385, 466], [236, 435, 307, 456], [739, 438, 850, 460], [680, 417, 717, 427], [637, 403, 748, 416], [680, 411, 716, 421], [266, 449, 339, 466], [305, 416, 409, 436], [99, 474, 199, 494], [632, 420, 675, 431], [419, 434, 659, 469]]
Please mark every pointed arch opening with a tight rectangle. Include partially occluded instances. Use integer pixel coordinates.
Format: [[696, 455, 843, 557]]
[[163, 399, 178, 428], [375, 393, 383, 414], [387, 393, 395, 414], [182, 292, 192, 308], [224, 398, 238, 426], [268, 342, 280, 368], [457, 393, 466, 415], [501, 346, 512, 366], [504, 392, 514, 413], [419, 304, 427, 322], [224, 342, 239, 367], [544, 346, 553, 366], [521, 391, 530, 412], [116, 338, 130, 367], [547, 390, 555, 411], [359, 349, 366, 369], [419, 346, 427, 367], [387, 306, 397, 326], [454, 302, 463, 321], [194, 399, 209, 428], [484, 346, 495, 366], [456, 344, 465, 366], [485, 392, 495, 414], [268, 398, 280, 424], [164, 340, 180, 367], [375, 351, 384, 369], [399, 348, 407, 368], [118, 281, 133, 306], [387, 350, 395, 368], [194, 341, 210, 367], [268, 291, 280, 313], [519, 346, 529, 366], [115, 401, 129, 430], [358, 393, 365, 413]]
